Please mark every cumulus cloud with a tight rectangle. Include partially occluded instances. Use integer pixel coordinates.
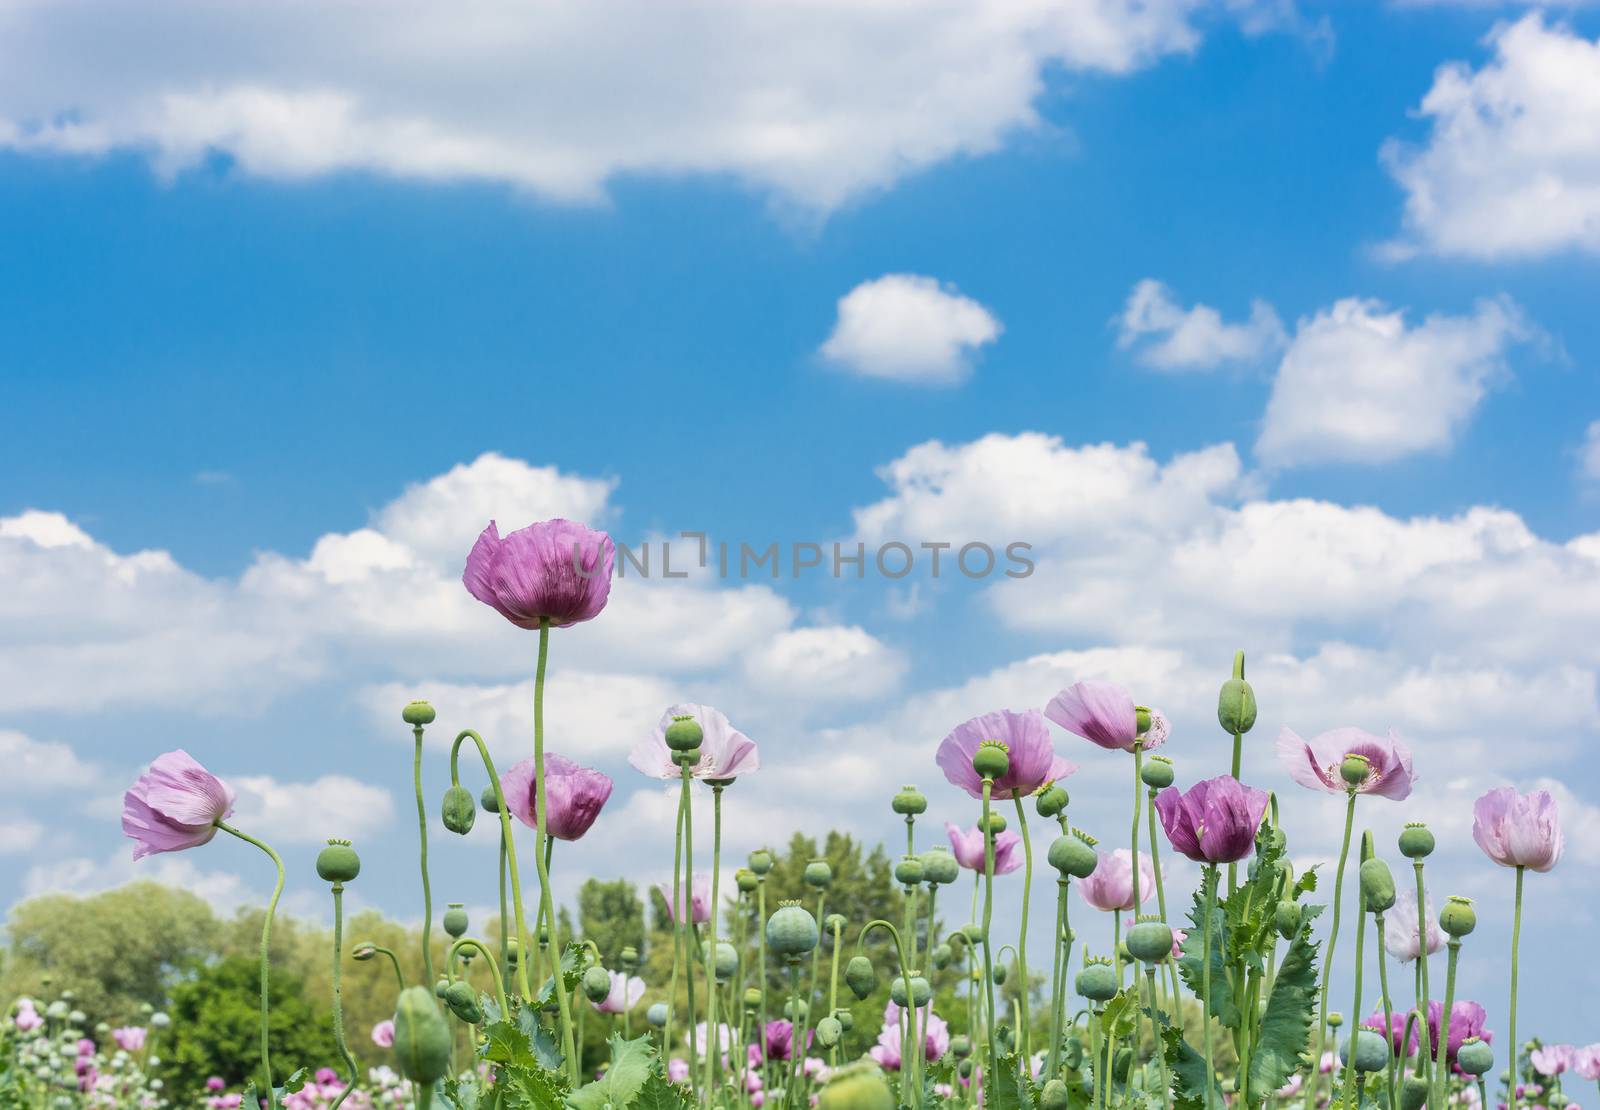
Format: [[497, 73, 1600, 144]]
[[228, 774, 395, 845], [1580, 420, 1600, 483], [0, 730, 104, 793], [0, 1, 1203, 213], [1255, 297, 1528, 468], [1116, 279, 1286, 370], [1382, 15, 1600, 259], [740, 625, 907, 702], [820, 275, 1002, 385]]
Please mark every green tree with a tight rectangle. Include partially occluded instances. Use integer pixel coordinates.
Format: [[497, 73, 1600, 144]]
[[576, 879, 645, 966]]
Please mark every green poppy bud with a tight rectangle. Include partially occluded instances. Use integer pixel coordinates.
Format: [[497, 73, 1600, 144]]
[[1140, 756, 1175, 790], [825, 912, 847, 937], [784, 998, 809, 1022], [950, 1035, 971, 1059], [434, 978, 450, 997], [316, 839, 361, 884], [1075, 958, 1118, 1002], [947, 930, 968, 954], [744, 988, 762, 1010], [735, 869, 759, 894], [889, 975, 931, 1008], [991, 963, 1008, 986], [441, 786, 476, 835], [664, 714, 703, 753], [894, 856, 924, 886], [804, 858, 834, 889], [1329, 1012, 1343, 1028], [713, 942, 739, 981], [1340, 1030, 1389, 1073], [1457, 1037, 1494, 1077], [1125, 917, 1174, 964], [815, 1016, 842, 1049], [962, 923, 984, 943], [402, 701, 436, 726], [1217, 653, 1257, 735], [1040, 1080, 1071, 1110], [817, 1061, 895, 1110], [1135, 707, 1152, 735], [835, 1009, 854, 1032], [1359, 858, 1396, 913], [845, 955, 876, 1000], [1048, 831, 1099, 879], [353, 944, 377, 962], [619, 945, 638, 970], [931, 943, 952, 970], [479, 786, 500, 814], [442, 903, 468, 939], [1401, 1075, 1431, 1110], [1439, 895, 1476, 938], [582, 966, 612, 1003], [920, 847, 959, 886], [392, 986, 451, 1084], [646, 1002, 668, 1028], [981, 811, 1007, 835], [766, 901, 819, 960], [504, 937, 519, 965], [1399, 823, 1435, 860], [1340, 753, 1372, 788], [972, 740, 1010, 781], [958, 1059, 974, 1080], [891, 785, 928, 816], [442, 980, 482, 1024], [1035, 784, 1068, 819], [748, 849, 774, 875], [1112, 1048, 1133, 1083], [1275, 901, 1302, 940]]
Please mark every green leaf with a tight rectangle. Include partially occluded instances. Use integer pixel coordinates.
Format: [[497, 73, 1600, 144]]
[[1160, 1023, 1218, 1110], [514, 1005, 565, 1072], [1178, 885, 1240, 1030], [537, 943, 587, 1007], [986, 1053, 1031, 1110], [1247, 903, 1324, 1096], [441, 1075, 483, 1110], [500, 1062, 569, 1110], [1099, 988, 1141, 1042], [568, 1034, 658, 1110], [629, 1073, 691, 1110], [482, 1019, 541, 1070], [1296, 868, 1320, 897]]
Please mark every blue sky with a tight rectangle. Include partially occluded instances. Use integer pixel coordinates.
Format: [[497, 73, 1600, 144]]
[[3, 0, 1600, 1040]]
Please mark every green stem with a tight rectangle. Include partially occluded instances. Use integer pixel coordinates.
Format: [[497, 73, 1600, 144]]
[[413, 726, 435, 988], [1012, 795, 1034, 1062], [705, 783, 726, 1099], [216, 821, 285, 1107], [1147, 967, 1171, 1110], [1414, 861, 1432, 1063], [449, 730, 535, 1003], [1339, 881, 1367, 1110], [1507, 866, 1525, 1110], [1432, 940, 1461, 1110], [1374, 912, 1398, 1110], [449, 939, 510, 1020], [1146, 787, 1183, 1026], [1047, 878, 1067, 1079], [980, 779, 999, 1088], [357, 943, 406, 992], [529, 617, 577, 1081], [684, 769, 699, 1093], [757, 876, 770, 1076], [1201, 865, 1219, 1110], [1310, 792, 1358, 1110], [329, 885, 357, 1110], [666, 764, 690, 1078], [498, 829, 510, 987]]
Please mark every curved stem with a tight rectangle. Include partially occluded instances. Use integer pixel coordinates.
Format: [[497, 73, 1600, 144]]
[[216, 821, 285, 1107], [356, 943, 406, 992], [529, 618, 577, 1081], [1507, 866, 1525, 1110], [1012, 795, 1034, 1062], [329, 885, 358, 1110], [449, 939, 511, 1021], [498, 829, 510, 987]]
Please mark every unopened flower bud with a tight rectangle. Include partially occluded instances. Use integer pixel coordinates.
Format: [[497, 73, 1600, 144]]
[[804, 858, 834, 889], [479, 786, 500, 814], [931, 944, 952, 970], [766, 902, 819, 960], [744, 988, 762, 1009], [748, 849, 774, 875], [1048, 831, 1099, 879], [1140, 756, 1175, 790], [582, 966, 612, 1004], [1359, 858, 1396, 913], [1035, 783, 1069, 818], [963, 923, 984, 943], [402, 701, 436, 727], [825, 912, 847, 937], [316, 839, 361, 884], [1399, 823, 1435, 860], [664, 714, 703, 753], [1440, 895, 1476, 938], [1275, 901, 1302, 940], [441, 980, 482, 1024], [1340, 754, 1372, 788], [972, 740, 1010, 781], [1041, 1080, 1071, 1110], [392, 986, 451, 1084], [817, 1061, 895, 1110], [443, 903, 468, 939], [991, 963, 1008, 986], [894, 856, 924, 887], [1217, 652, 1257, 735], [441, 786, 476, 835], [713, 942, 738, 981], [1075, 957, 1118, 1002], [835, 1009, 854, 1032], [891, 785, 927, 816], [1401, 1075, 1431, 1110], [646, 1002, 668, 1029], [815, 1015, 842, 1048], [735, 868, 759, 894], [784, 997, 809, 1022], [353, 944, 377, 962], [958, 1059, 974, 1079]]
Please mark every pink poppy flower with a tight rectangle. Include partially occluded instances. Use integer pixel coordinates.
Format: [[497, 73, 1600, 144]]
[[1077, 849, 1154, 913], [936, 709, 1076, 801], [629, 703, 760, 781], [1425, 1000, 1492, 1066], [591, 971, 645, 1014], [111, 1026, 146, 1052], [1154, 775, 1269, 865], [500, 752, 613, 841], [207, 1078, 227, 1092], [13, 1004, 42, 1033], [944, 822, 1024, 875], [462, 518, 614, 630], [122, 750, 235, 860], [667, 1058, 689, 1084], [656, 874, 712, 925], [1384, 887, 1444, 963], [1473, 787, 1564, 872], [1276, 727, 1414, 799], [1574, 1045, 1600, 1081], [371, 1020, 395, 1047], [1044, 681, 1140, 752], [1532, 1046, 1574, 1076], [1364, 1009, 1421, 1057]]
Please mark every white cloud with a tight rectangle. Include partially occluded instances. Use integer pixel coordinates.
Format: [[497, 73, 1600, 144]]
[[0, 1, 1202, 213], [1580, 420, 1600, 483], [0, 819, 44, 856], [820, 275, 1001, 385], [227, 774, 395, 845], [1255, 296, 1528, 468], [740, 625, 907, 702], [1382, 14, 1600, 259], [1116, 279, 1286, 370], [0, 730, 104, 793]]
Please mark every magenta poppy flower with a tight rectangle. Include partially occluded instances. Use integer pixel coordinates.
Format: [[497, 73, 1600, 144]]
[[656, 874, 712, 925], [1077, 848, 1154, 912], [761, 1019, 797, 1062], [76, 1038, 96, 1058], [1364, 1009, 1421, 1058], [629, 703, 760, 781], [122, 750, 235, 860], [936, 708, 1076, 801], [1384, 887, 1444, 964], [1531, 1045, 1574, 1077], [1154, 775, 1270, 865], [500, 752, 613, 841], [944, 822, 1023, 874], [591, 971, 644, 1015], [462, 518, 614, 630], [111, 1027, 146, 1052], [1473, 787, 1564, 872], [206, 1078, 226, 1093], [1275, 727, 1415, 799], [1425, 1000, 1491, 1066], [370, 1020, 395, 1048], [1044, 680, 1141, 752]]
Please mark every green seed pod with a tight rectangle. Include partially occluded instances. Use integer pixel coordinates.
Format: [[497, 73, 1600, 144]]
[[713, 942, 739, 981], [815, 1015, 842, 1049], [441, 786, 477, 835], [1140, 756, 1175, 790], [1457, 1037, 1494, 1077], [958, 1059, 974, 1080], [991, 963, 1008, 986], [766, 901, 819, 959], [1076, 958, 1118, 1002], [894, 856, 924, 886], [981, 811, 1007, 835], [817, 1061, 895, 1110], [920, 847, 959, 886], [1048, 832, 1099, 879], [1359, 858, 1396, 913], [891, 785, 927, 816], [664, 714, 703, 752], [442, 980, 482, 1025], [582, 966, 612, 1003], [1275, 901, 1302, 940], [784, 998, 809, 1022], [888, 976, 908, 1008], [972, 740, 1010, 780], [1125, 917, 1174, 964], [392, 986, 451, 1084], [1340, 1030, 1390, 1074], [316, 839, 361, 884], [931, 943, 952, 970], [1399, 823, 1435, 860], [743, 987, 762, 1009], [845, 955, 876, 1000], [1040, 1080, 1071, 1110], [1329, 1013, 1343, 1028], [479, 785, 500, 814], [1401, 1075, 1431, 1110], [748, 849, 774, 875], [950, 1035, 971, 1059], [835, 1009, 854, 1032], [402, 701, 436, 726], [646, 1002, 668, 1028], [804, 858, 834, 889], [824, 913, 848, 938], [1217, 651, 1257, 735], [443, 903, 468, 939], [735, 868, 759, 894], [1340, 753, 1372, 788], [1440, 895, 1476, 938], [1034, 784, 1068, 819]]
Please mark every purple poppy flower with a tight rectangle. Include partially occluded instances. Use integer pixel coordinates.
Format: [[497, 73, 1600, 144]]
[[1364, 1009, 1421, 1058], [1473, 787, 1564, 872], [122, 750, 235, 860], [1155, 775, 1270, 865], [1044, 680, 1141, 752], [656, 874, 713, 925], [1077, 849, 1154, 913], [500, 752, 613, 841], [761, 1019, 797, 1062], [591, 971, 645, 1015], [667, 1058, 689, 1083], [1276, 727, 1415, 800], [629, 703, 760, 781], [462, 518, 614, 630], [1425, 1000, 1491, 1067], [944, 821, 1023, 874], [111, 1027, 145, 1052], [206, 1078, 227, 1093], [936, 708, 1076, 801]]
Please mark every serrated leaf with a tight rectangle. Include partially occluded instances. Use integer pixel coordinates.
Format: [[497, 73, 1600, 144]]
[[537, 943, 587, 1007], [1178, 886, 1240, 1030], [568, 1034, 659, 1110], [1296, 868, 1319, 897], [441, 1075, 483, 1110], [1160, 1023, 1218, 1110], [482, 1020, 540, 1070], [1247, 903, 1323, 1096], [1099, 988, 1141, 1042], [987, 1053, 1030, 1110], [629, 1073, 691, 1110], [500, 1062, 569, 1110]]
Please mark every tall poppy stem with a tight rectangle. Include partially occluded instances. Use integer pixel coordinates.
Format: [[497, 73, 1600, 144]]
[[1011, 795, 1034, 1063], [450, 730, 535, 1003], [704, 783, 727, 1100], [216, 821, 284, 1109], [412, 726, 435, 988], [666, 763, 690, 1082], [329, 883, 358, 1110], [1200, 865, 1219, 1110], [1309, 792, 1357, 1110], [1431, 938, 1461, 1110], [1507, 866, 1525, 1110], [530, 618, 577, 1081], [980, 778, 999, 1088]]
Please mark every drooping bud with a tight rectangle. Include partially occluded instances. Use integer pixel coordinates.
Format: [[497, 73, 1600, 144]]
[[582, 966, 612, 1004], [1439, 895, 1476, 938], [441, 786, 477, 835], [991, 963, 1007, 986], [835, 1009, 854, 1033], [441, 980, 482, 1024], [894, 855, 924, 887], [1399, 823, 1435, 860], [1040, 1080, 1071, 1110], [1275, 901, 1302, 940], [1048, 831, 1099, 879], [1359, 858, 1396, 913], [815, 1015, 842, 1048], [443, 903, 468, 939], [1401, 1075, 1431, 1110], [316, 839, 361, 884], [1140, 756, 1175, 791], [392, 986, 451, 1084], [401, 701, 437, 727], [1075, 957, 1118, 1002], [1340, 753, 1372, 789], [1034, 783, 1069, 818], [479, 786, 500, 814], [664, 715, 704, 753], [950, 1035, 971, 1059], [972, 740, 1010, 781], [931, 944, 952, 970], [1217, 652, 1257, 735], [766, 901, 819, 960], [891, 785, 928, 816], [804, 858, 834, 889], [1125, 916, 1174, 964]]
